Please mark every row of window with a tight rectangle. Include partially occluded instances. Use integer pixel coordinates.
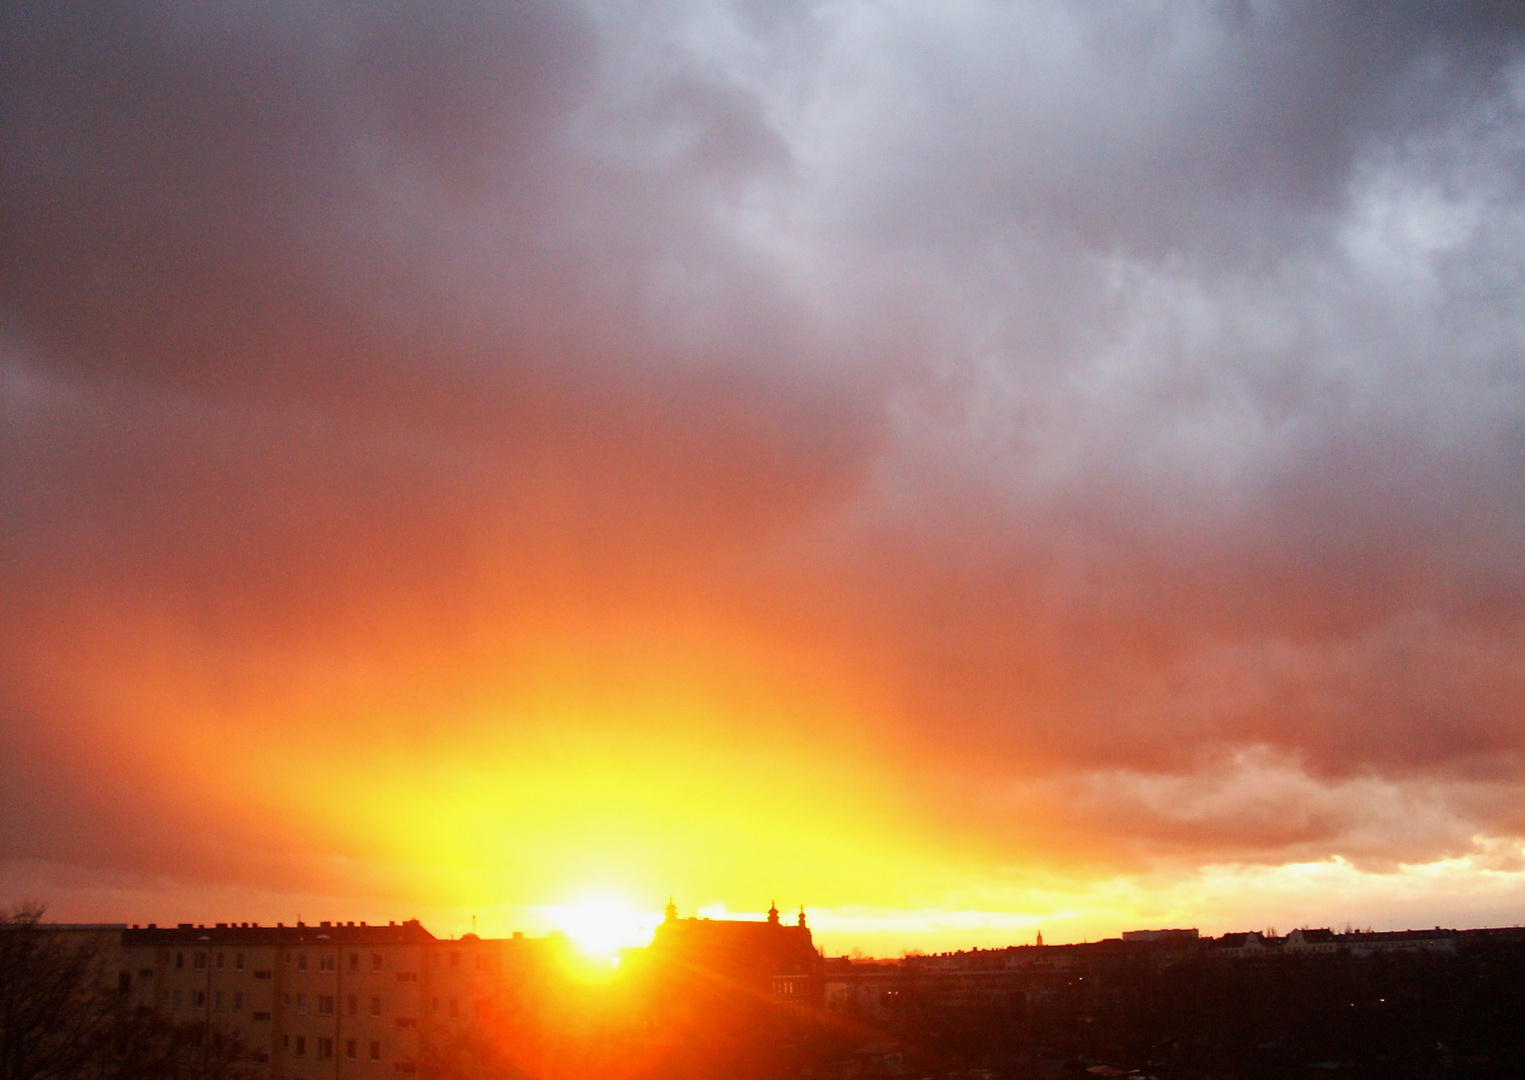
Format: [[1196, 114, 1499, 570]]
[[163, 988, 476, 1020], [276, 951, 492, 973], [173, 951, 246, 971], [280, 1035, 386, 1062], [165, 949, 492, 975], [284, 992, 369, 1016], [165, 990, 246, 1011], [285, 951, 387, 972], [280, 992, 416, 1018]]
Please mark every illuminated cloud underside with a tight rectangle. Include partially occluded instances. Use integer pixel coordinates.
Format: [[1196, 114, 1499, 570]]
[[3, 1, 1525, 948]]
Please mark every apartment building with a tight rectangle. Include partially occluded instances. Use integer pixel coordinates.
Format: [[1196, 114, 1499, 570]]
[[117, 919, 532, 1079]]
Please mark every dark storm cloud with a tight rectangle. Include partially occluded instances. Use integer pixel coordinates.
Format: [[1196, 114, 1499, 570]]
[[1, 0, 871, 617], [4, 0, 1525, 895]]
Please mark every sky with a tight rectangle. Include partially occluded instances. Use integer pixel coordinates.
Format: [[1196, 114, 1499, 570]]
[[4, 0, 1525, 957]]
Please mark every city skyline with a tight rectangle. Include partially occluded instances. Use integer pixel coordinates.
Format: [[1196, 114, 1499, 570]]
[[31, 905, 1522, 958], [15, 895, 1521, 1078], [14, 889, 1525, 962], [6, 2, 1525, 957]]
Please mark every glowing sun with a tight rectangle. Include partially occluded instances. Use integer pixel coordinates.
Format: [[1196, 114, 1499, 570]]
[[543, 895, 660, 960]]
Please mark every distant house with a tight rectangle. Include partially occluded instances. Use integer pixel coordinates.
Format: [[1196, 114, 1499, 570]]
[[1335, 929, 1457, 956], [823, 957, 901, 1019], [1285, 928, 1338, 954], [1211, 931, 1275, 958], [1120, 928, 1199, 943]]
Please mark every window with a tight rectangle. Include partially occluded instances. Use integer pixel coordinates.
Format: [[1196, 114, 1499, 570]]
[[253, 1011, 271, 1022], [448, 999, 458, 1019], [449, 952, 459, 968], [175, 953, 184, 969], [372, 953, 383, 972], [319, 995, 335, 1016], [118, 971, 131, 995], [369, 1041, 382, 1062], [284, 951, 293, 966], [318, 1037, 333, 1059], [194, 991, 206, 1009], [349, 952, 359, 972], [214, 991, 224, 1011], [138, 968, 153, 978], [194, 952, 206, 970], [234, 993, 244, 1011], [281, 1035, 289, 1051], [296, 993, 307, 1014], [395, 972, 416, 982], [281, 993, 290, 1008], [235, 953, 245, 971], [346, 1039, 357, 1060], [173, 991, 182, 1008], [370, 996, 382, 1017], [297, 953, 308, 972], [347, 994, 358, 1016], [320, 953, 335, 972], [254, 970, 272, 980], [295, 1036, 306, 1057], [216, 952, 225, 970], [395, 1017, 416, 1029]]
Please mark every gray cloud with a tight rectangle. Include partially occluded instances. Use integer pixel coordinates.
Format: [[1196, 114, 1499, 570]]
[[4, 0, 1525, 896]]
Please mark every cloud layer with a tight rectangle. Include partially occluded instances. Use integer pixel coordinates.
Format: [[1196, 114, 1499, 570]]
[[4, 0, 1525, 936]]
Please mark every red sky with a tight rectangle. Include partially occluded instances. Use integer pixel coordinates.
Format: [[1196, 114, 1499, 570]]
[[4, 1, 1525, 954]]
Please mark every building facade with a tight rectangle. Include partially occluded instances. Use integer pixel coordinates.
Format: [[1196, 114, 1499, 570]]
[[113, 920, 534, 1079]]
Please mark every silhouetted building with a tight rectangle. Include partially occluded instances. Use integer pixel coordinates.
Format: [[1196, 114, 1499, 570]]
[[648, 899, 824, 1012], [1284, 927, 1338, 953], [38, 912, 1519, 1080], [1120, 927, 1198, 943], [637, 901, 826, 1078]]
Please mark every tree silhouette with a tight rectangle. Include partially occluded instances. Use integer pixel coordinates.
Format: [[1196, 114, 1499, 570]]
[[0, 905, 255, 1080], [0, 904, 119, 1080]]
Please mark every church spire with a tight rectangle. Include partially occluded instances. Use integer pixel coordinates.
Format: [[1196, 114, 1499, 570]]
[[664, 896, 678, 923], [797, 905, 807, 928], [767, 901, 780, 925]]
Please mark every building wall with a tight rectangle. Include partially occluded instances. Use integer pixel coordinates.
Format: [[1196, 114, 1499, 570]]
[[113, 923, 516, 1080]]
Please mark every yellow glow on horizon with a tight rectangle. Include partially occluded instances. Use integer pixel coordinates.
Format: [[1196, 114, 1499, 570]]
[[541, 895, 660, 960], [38, 608, 1525, 954]]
